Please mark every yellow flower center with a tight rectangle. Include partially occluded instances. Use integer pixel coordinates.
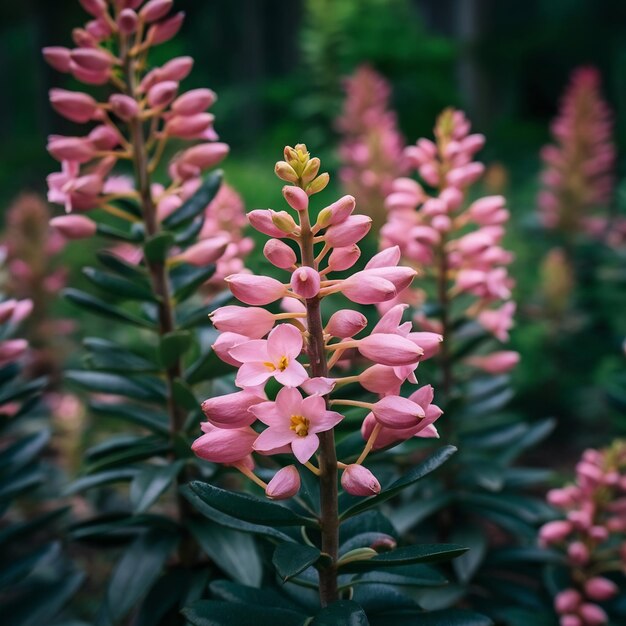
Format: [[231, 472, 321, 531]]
[[290, 414, 310, 437], [277, 356, 289, 371]]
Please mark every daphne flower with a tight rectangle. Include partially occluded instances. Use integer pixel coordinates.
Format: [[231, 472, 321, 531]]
[[251, 387, 343, 463], [229, 324, 308, 388]]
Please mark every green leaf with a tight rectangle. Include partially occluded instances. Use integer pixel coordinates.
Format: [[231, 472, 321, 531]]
[[390, 493, 453, 534], [97, 250, 148, 283], [188, 481, 317, 528], [66, 370, 165, 402], [82, 267, 155, 301], [180, 485, 295, 542], [369, 609, 492, 626], [5, 570, 84, 626], [311, 600, 369, 625], [0, 541, 60, 588], [163, 171, 222, 229], [182, 600, 306, 626], [0, 377, 46, 407], [185, 348, 229, 384], [272, 543, 321, 581], [105, 529, 178, 622], [89, 401, 169, 436], [0, 429, 50, 472], [143, 232, 174, 263], [170, 263, 216, 302], [497, 418, 556, 464], [130, 462, 184, 513], [450, 524, 487, 584], [348, 565, 447, 588], [83, 338, 158, 374], [84, 437, 170, 474], [338, 544, 467, 573], [189, 520, 262, 586], [0, 507, 69, 548], [174, 216, 204, 246], [172, 377, 199, 411], [64, 288, 155, 329], [209, 580, 303, 611], [341, 446, 456, 519], [64, 468, 138, 495], [96, 222, 144, 242], [159, 331, 193, 368]]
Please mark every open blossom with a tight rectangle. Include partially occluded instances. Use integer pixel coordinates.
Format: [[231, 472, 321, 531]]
[[44, 1, 247, 285], [337, 65, 405, 231], [537, 67, 617, 238], [380, 108, 518, 382], [193, 144, 443, 499], [540, 441, 626, 625]]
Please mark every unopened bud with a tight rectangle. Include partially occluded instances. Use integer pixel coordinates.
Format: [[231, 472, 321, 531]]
[[301, 157, 321, 184], [306, 172, 330, 196], [266, 465, 300, 500], [275, 161, 299, 184], [271, 210, 297, 234]]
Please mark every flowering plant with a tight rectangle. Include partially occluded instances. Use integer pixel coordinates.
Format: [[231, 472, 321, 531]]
[[183, 145, 491, 622], [540, 442, 626, 626]]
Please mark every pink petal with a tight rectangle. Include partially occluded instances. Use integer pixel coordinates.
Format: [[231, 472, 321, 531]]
[[301, 377, 336, 395], [249, 400, 283, 427], [236, 362, 273, 388], [415, 424, 439, 438], [291, 434, 320, 463], [253, 427, 295, 452], [275, 386, 304, 417], [310, 409, 344, 434], [267, 323, 303, 361], [229, 339, 269, 363], [275, 359, 308, 387], [409, 384, 435, 407]]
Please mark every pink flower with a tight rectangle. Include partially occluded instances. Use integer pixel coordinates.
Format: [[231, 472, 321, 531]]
[[50, 215, 97, 239], [290, 266, 321, 299], [477, 301, 516, 342], [225, 273, 287, 305], [229, 324, 308, 388], [201, 390, 265, 429], [251, 387, 343, 463], [210, 306, 276, 339], [465, 351, 519, 374]]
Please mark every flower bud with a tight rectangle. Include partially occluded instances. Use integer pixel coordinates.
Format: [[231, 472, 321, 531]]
[[212, 332, 249, 366], [301, 157, 321, 184], [165, 113, 214, 139], [50, 215, 97, 240], [328, 245, 361, 271], [584, 577, 618, 601], [274, 160, 299, 183], [49, 88, 98, 123], [282, 186, 309, 212], [290, 266, 321, 299], [109, 94, 139, 120], [371, 396, 425, 429], [538, 520, 572, 545], [210, 306, 276, 339], [78, 0, 107, 17], [147, 80, 179, 108], [225, 273, 287, 305], [89, 124, 121, 150], [71, 47, 113, 72], [0, 339, 28, 364], [271, 210, 298, 234], [263, 239, 296, 269], [201, 390, 265, 428], [326, 310, 367, 338], [192, 423, 257, 464], [140, 0, 173, 22], [148, 11, 185, 45], [560, 616, 582, 626], [43, 47, 72, 73], [248, 210, 289, 238], [465, 351, 519, 374], [180, 142, 229, 169], [341, 464, 381, 497], [579, 604, 608, 626], [172, 88, 217, 116], [118, 9, 138, 34], [47, 136, 95, 164], [340, 273, 396, 305], [306, 172, 330, 195], [357, 333, 423, 366], [179, 236, 229, 266], [325, 215, 372, 248], [554, 589, 581, 613], [317, 195, 356, 228], [266, 465, 301, 500]]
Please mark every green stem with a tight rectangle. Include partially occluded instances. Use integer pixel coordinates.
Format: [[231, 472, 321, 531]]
[[121, 38, 196, 567]]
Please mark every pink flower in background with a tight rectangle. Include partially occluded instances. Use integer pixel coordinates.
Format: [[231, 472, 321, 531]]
[[540, 441, 625, 625], [337, 65, 406, 231], [380, 108, 518, 380], [537, 67, 617, 239]]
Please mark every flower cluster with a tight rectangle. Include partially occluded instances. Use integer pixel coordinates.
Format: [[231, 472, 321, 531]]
[[540, 442, 626, 626], [337, 65, 406, 231], [380, 108, 518, 375], [192, 144, 443, 499], [537, 67, 616, 237], [44, 0, 231, 263]]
